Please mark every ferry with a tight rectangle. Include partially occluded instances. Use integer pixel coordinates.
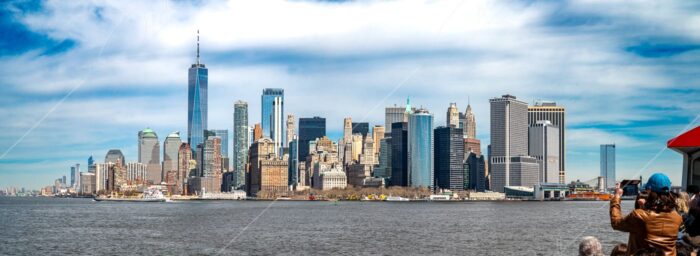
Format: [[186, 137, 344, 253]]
[[385, 196, 410, 202], [94, 189, 166, 202]]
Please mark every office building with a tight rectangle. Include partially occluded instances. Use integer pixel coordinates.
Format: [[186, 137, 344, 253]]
[[163, 132, 182, 182], [286, 114, 296, 148], [375, 137, 392, 178], [600, 144, 616, 189], [528, 101, 566, 183], [434, 126, 464, 191], [79, 172, 96, 195], [352, 122, 369, 138], [138, 128, 161, 184], [298, 117, 326, 162], [466, 152, 487, 191], [408, 109, 434, 189], [104, 149, 125, 166], [177, 143, 193, 194], [253, 123, 262, 142], [460, 103, 477, 139], [385, 97, 416, 134], [289, 135, 299, 188], [125, 162, 147, 183], [390, 122, 409, 186], [247, 137, 288, 196], [372, 125, 385, 156], [188, 31, 208, 153], [343, 117, 353, 142], [528, 120, 560, 184], [447, 103, 459, 127], [211, 129, 229, 172], [489, 95, 540, 192], [233, 101, 249, 188], [261, 88, 285, 154]]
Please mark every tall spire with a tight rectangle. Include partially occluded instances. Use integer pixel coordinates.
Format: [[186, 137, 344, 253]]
[[196, 29, 200, 65]]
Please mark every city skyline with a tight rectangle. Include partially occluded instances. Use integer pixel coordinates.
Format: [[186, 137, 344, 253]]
[[2, 1, 699, 189]]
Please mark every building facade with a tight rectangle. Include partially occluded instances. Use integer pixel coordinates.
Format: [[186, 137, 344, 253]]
[[188, 32, 208, 154], [261, 88, 285, 154], [233, 100, 249, 189], [298, 117, 326, 162], [600, 144, 616, 189], [390, 122, 408, 186], [138, 128, 161, 184], [434, 126, 465, 191], [447, 103, 459, 127], [163, 132, 182, 182], [408, 109, 434, 189], [528, 102, 566, 184], [286, 114, 296, 148], [528, 120, 560, 184]]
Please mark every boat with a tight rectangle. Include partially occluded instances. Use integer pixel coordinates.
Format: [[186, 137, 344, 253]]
[[385, 196, 410, 202], [94, 189, 166, 202]]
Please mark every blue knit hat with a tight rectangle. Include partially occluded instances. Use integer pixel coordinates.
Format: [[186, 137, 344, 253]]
[[645, 173, 672, 193]]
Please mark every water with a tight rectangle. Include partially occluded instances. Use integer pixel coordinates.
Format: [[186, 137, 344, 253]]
[[0, 197, 630, 255]]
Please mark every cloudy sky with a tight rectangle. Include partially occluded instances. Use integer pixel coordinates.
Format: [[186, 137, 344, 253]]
[[1, 0, 699, 190]]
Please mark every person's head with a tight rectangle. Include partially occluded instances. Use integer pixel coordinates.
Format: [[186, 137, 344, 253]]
[[677, 191, 691, 214], [645, 173, 671, 194], [610, 243, 628, 256], [688, 185, 700, 196], [579, 236, 604, 256], [633, 247, 664, 256], [643, 173, 676, 213]]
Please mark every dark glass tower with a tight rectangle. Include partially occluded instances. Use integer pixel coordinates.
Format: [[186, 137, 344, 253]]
[[261, 88, 284, 154], [390, 122, 408, 186], [434, 126, 464, 191], [298, 117, 326, 162], [188, 31, 208, 154], [351, 122, 369, 138]]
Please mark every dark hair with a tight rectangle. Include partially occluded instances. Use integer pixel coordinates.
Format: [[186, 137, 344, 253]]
[[635, 192, 649, 209], [688, 185, 700, 195], [644, 191, 677, 213], [633, 247, 664, 256], [610, 243, 628, 256]]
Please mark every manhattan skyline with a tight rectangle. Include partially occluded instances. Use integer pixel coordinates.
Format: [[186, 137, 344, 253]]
[[1, 1, 699, 189]]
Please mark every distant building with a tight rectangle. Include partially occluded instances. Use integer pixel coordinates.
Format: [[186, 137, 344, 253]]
[[261, 88, 285, 154], [286, 114, 296, 148], [125, 162, 147, 183], [233, 101, 249, 189], [528, 120, 560, 184], [177, 143, 192, 194], [104, 149, 125, 165], [528, 101, 566, 183], [372, 125, 385, 158], [163, 132, 182, 182], [600, 144, 616, 189], [253, 123, 263, 142], [211, 129, 229, 172], [248, 138, 288, 196], [79, 172, 96, 195], [408, 109, 434, 189], [489, 95, 539, 192], [434, 126, 464, 191], [460, 103, 476, 139], [466, 152, 487, 191], [319, 165, 347, 190], [289, 135, 299, 188], [447, 103, 459, 127], [298, 117, 326, 162], [385, 98, 416, 134], [390, 122, 409, 186], [351, 122, 369, 139], [375, 137, 392, 179], [343, 117, 353, 142], [188, 32, 208, 155], [464, 138, 481, 156], [138, 128, 161, 184]]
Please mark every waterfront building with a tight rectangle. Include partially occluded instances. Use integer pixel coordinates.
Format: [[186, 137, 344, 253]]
[[253, 123, 262, 142], [298, 116, 326, 162], [600, 144, 616, 189], [125, 162, 147, 183], [466, 152, 487, 191], [489, 95, 540, 192], [202, 136, 222, 186], [315, 163, 346, 190], [390, 122, 408, 186], [138, 128, 162, 184], [286, 114, 296, 148], [528, 120, 560, 184], [188, 31, 208, 154], [94, 163, 115, 193], [79, 172, 96, 195], [372, 125, 385, 157], [352, 122, 369, 139], [447, 103, 459, 127], [460, 103, 477, 139], [528, 101, 566, 183], [434, 126, 464, 191], [104, 149, 125, 166], [177, 143, 192, 194], [233, 101, 249, 188], [163, 132, 182, 182], [247, 138, 287, 196], [343, 117, 352, 142], [261, 88, 285, 154]]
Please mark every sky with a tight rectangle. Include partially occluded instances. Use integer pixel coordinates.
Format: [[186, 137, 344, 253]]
[[1, 0, 699, 190]]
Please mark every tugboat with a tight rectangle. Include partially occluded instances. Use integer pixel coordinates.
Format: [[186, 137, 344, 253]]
[[94, 188, 166, 202]]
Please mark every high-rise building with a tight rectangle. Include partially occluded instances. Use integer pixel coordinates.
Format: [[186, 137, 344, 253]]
[[343, 117, 353, 142], [138, 128, 161, 184], [177, 143, 192, 194], [289, 135, 298, 188], [466, 152, 487, 191], [70, 166, 76, 187], [460, 103, 477, 139], [104, 149, 125, 166], [298, 117, 326, 162], [375, 137, 392, 178], [125, 162, 147, 183], [464, 138, 482, 156], [351, 134, 363, 162], [163, 132, 182, 181], [408, 109, 434, 189], [261, 88, 284, 154], [489, 95, 539, 192], [253, 123, 262, 142], [372, 125, 385, 156], [286, 114, 296, 148], [247, 137, 287, 196], [233, 101, 249, 188], [188, 30, 208, 154], [385, 98, 416, 134], [434, 126, 464, 191], [390, 122, 408, 186], [211, 129, 229, 172], [447, 103, 459, 127], [528, 120, 560, 184], [528, 101, 566, 183], [87, 156, 94, 167], [600, 144, 616, 189], [351, 122, 369, 138]]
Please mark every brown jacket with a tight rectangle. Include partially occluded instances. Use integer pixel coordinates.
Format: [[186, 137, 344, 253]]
[[610, 197, 682, 256]]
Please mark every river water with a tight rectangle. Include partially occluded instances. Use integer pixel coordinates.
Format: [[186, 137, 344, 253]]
[[0, 197, 630, 255]]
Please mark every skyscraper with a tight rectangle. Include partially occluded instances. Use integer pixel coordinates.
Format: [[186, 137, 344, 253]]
[[489, 95, 539, 192], [408, 109, 434, 189], [253, 123, 262, 142], [177, 143, 192, 194], [528, 121, 560, 184], [343, 117, 352, 142], [600, 144, 616, 189], [210, 130, 229, 157], [104, 149, 125, 166], [351, 122, 369, 138], [390, 122, 408, 186], [372, 125, 385, 159], [434, 126, 464, 191], [261, 88, 285, 154], [289, 135, 298, 188], [138, 128, 161, 184], [447, 103, 459, 127], [466, 152, 486, 191], [87, 156, 94, 167], [528, 101, 566, 184], [286, 114, 296, 148], [163, 132, 182, 181], [233, 101, 249, 188], [298, 117, 326, 162], [375, 137, 392, 179], [188, 30, 208, 154], [385, 98, 416, 134]]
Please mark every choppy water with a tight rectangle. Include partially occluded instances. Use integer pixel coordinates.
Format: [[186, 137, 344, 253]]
[[0, 197, 630, 255]]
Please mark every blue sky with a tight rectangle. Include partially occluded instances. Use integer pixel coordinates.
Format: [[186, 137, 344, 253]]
[[1, 0, 699, 190]]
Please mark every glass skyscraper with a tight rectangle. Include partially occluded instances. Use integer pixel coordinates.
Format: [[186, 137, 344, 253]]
[[434, 126, 464, 191], [600, 144, 616, 189], [261, 88, 284, 154], [408, 109, 434, 189], [298, 117, 326, 162], [289, 136, 298, 187], [233, 101, 248, 189], [188, 33, 208, 154]]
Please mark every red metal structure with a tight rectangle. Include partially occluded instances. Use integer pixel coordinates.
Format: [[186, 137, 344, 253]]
[[668, 126, 700, 189]]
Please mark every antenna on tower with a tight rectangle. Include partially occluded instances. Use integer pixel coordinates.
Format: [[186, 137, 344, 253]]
[[196, 29, 200, 65]]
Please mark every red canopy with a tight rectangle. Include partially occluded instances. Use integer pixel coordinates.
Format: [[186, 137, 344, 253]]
[[668, 126, 700, 149]]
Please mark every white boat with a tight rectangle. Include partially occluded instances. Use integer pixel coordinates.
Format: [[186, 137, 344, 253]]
[[385, 196, 410, 202], [429, 195, 451, 201], [94, 188, 166, 202]]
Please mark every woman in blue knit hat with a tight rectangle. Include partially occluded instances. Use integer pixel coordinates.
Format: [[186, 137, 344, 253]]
[[610, 173, 682, 256]]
